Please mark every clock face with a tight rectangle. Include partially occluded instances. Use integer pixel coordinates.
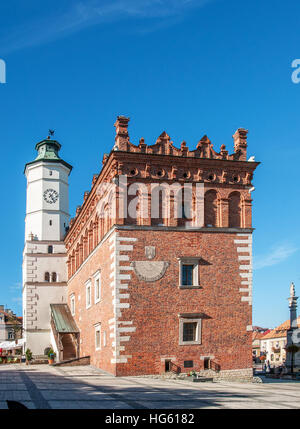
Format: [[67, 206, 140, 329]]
[[43, 188, 59, 204]]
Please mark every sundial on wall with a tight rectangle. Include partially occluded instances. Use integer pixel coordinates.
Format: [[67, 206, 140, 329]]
[[131, 246, 170, 282]]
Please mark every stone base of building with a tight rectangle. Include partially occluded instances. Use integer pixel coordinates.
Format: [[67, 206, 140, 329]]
[[53, 356, 90, 367], [137, 367, 256, 383]]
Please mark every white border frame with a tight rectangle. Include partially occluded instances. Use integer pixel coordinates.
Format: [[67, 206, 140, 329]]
[[178, 258, 200, 287], [85, 279, 92, 309], [179, 318, 202, 345], [70, 293, 75, 316], [95, 323, 101, 351], [93, 270, 101, 304]]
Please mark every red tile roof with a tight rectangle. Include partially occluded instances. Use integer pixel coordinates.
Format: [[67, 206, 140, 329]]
[[262, 317, 300, 340]]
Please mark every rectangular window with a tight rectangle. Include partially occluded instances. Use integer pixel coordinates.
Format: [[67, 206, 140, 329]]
[[95, 324, 101, 351], [182, 265, 194, 286], [70, 294, 75, 316], [183, 322, 197, 342], [179, 317, 201, 345], [86, 281, 91, 309], [184, 360, 194, 368], [179, 258, 200, 288], [94, 272, 101, 303]]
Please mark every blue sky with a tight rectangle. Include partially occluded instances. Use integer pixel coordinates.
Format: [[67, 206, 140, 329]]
[[0, 0, 299, 328]]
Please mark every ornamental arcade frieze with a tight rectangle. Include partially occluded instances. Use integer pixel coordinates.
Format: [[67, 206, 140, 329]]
[[64, 116, 259, 277]]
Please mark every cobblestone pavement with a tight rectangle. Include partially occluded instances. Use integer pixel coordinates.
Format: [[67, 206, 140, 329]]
[[0, 364, 299, 409]]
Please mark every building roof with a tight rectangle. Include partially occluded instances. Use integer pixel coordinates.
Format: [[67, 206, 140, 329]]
[[50, 304, 79, 333], [262, 317, 300, 340], [252, 330, 271, 341], [252, 325, 268, 331], [0, 310, 22, 324]]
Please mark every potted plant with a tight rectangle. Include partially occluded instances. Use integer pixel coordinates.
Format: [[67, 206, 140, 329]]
[[25, 348, 32, 365], [15, 349, 21, 363], [47, 348, 56, 364]]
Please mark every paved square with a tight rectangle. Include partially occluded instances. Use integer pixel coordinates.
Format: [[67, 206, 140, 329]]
[[0, 364, 299, 409]]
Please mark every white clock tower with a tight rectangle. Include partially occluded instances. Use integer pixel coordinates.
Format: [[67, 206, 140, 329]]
[[22, 135, 72, 356]]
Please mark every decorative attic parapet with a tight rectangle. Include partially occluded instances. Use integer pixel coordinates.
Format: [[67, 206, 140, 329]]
[[113, 116, 248, 161], [233, 129, 248, 161], [114, 116, 130, 150], [83, 191, 90, 202]]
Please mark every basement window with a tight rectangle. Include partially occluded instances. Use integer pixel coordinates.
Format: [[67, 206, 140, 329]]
[[204, 357, 210, 370], [165, 360, 172, 372]]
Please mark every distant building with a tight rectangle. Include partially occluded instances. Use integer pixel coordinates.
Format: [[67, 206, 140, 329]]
[[260, 316, 300, 367], [0, 306, 22, 342], [252, 326, 269, 333], [252, 329, 270, 360]]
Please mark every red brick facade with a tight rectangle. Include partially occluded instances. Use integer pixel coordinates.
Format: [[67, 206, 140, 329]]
[[65, 117, 259, 376]]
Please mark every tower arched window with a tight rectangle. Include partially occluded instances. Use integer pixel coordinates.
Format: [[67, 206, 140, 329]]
[[204, 190, 218, 227], [228, 192, 241, 228], [177, 187, 193, 226], [52, 272, 57, 282], [151, 187, 164, 226], [48, 245, 53, 254], [45, 272, 50, 282]]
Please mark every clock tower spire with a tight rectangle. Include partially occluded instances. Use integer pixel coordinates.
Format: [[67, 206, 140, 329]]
[[24, 136, 72, 241], [22, 135, 72, 356]]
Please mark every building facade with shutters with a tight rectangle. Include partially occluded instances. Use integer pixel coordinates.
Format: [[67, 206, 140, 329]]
[[0, 307, 22, 342], [64, 117, 259, 377]]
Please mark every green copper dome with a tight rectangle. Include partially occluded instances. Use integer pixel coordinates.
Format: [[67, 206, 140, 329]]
[[24, 137, 72, 173], [34, 138, 62, 161]]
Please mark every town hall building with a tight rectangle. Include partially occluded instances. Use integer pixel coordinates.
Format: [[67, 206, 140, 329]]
[[22, 117, 259, 378]]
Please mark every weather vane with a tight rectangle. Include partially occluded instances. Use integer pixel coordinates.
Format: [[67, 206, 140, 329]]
[[48, 129, 55, 138]]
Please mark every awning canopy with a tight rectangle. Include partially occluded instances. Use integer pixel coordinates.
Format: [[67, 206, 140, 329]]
[[50, 304, 79, 333], [0, 338, 25, 350]]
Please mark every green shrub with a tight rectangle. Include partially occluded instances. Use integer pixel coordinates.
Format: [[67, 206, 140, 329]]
[[25, 348, 32, 361]]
